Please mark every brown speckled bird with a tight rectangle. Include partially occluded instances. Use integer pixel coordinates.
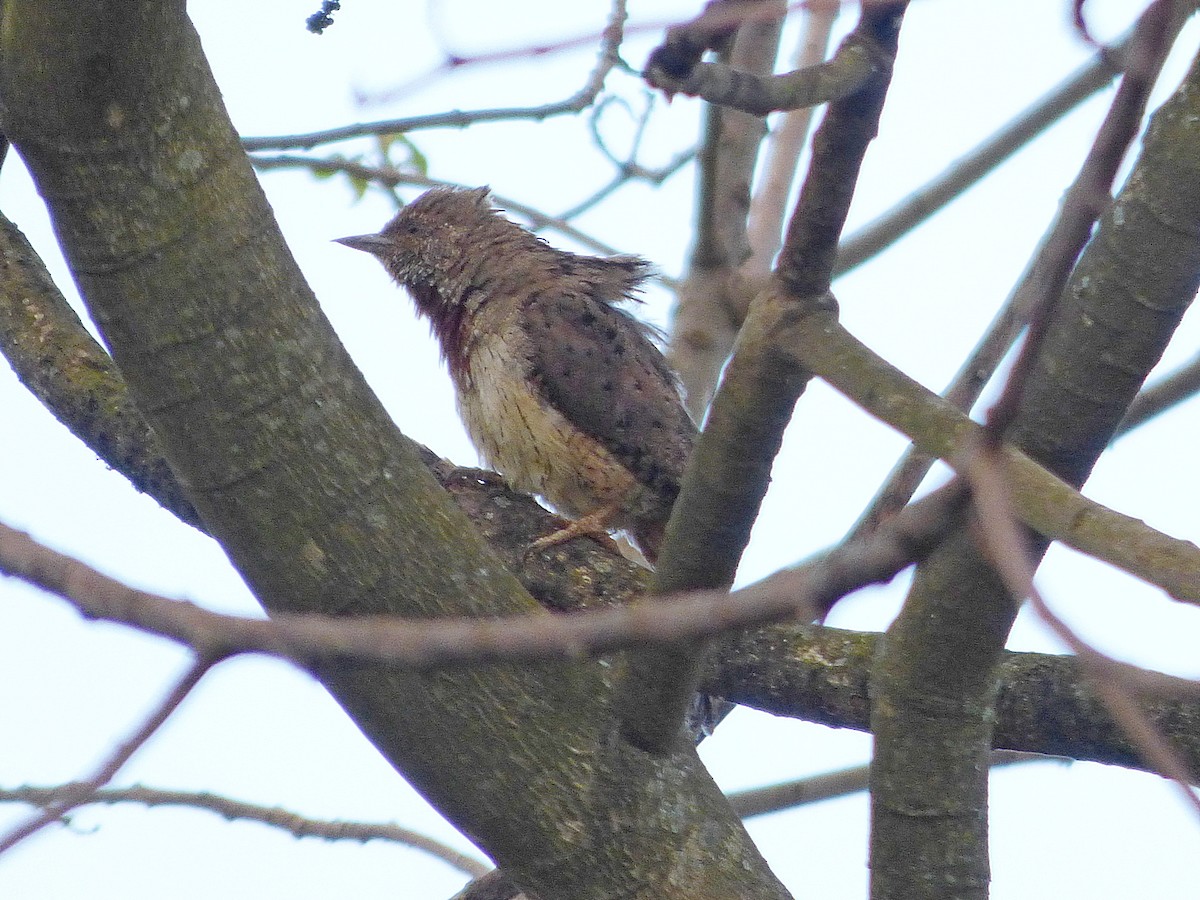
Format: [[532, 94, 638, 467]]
[[336, 186, 695, 563]]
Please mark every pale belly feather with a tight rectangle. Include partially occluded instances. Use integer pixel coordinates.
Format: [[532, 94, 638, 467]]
[[454, 328, 637, 522]]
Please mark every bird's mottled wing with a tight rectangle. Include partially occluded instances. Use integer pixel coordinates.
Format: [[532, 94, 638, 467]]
[[559, 254, 653, 306], [524, 290, 696, 501]]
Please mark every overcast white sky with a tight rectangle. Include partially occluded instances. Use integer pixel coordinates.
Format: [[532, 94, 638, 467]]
[[1, 2, 1198, 897]]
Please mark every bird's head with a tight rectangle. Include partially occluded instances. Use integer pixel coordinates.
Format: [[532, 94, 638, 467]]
[[335, 185, 496, 292]]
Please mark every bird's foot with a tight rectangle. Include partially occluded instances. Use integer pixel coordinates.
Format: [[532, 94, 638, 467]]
[[525, 503, 622, 558]]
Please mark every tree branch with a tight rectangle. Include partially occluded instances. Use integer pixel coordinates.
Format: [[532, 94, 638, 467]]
[[0, 658, 213, 853], [617, 3, 908, 755], [835, 29, 1140, 275], [0, 784, 490, 877], [0, 485, 956, 668], [708, 624, 1200, 779], [784, 315, 1200, 604], [744, 0, 840, 277], [0, 212, 204, 529], [0, 5, 788, 897], [666, 0, 783, 417], [869, 4, 1197, 893], [1113, 350, 1200, 439], [11, 499, 1199, 783], [726, 751, 1050, 818], [983, 1, 1177, 440], [646, 25, 880, 115], [241, 0, 629, 151]]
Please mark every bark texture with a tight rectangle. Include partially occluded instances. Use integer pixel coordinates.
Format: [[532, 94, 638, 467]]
[[0, 4, 789, 897]]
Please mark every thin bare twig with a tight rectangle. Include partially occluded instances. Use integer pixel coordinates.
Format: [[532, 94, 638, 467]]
[[555, 97, 695, 222], [555, 145, 694, 221], [0, 658, 214, 854], [963, 441, 1200, 818], [727, 750, 1054, 818], [849, 3, 1185, 535], [835, 30, 1138, 276], [984, 0, 1177, 441], [242, 0, 629, 151], [248, 158, 625, 259], [0, 486, 957, 670], [1113, 351, 1200, 439], [1028, 591, 1200, 814], [0, 784, 489, 876]]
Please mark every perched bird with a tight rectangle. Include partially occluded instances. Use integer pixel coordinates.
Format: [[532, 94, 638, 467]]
[[336, 186, 696, 563]]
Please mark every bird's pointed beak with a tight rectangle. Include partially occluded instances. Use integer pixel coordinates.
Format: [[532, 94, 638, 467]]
[[334, 233, 391, 255]]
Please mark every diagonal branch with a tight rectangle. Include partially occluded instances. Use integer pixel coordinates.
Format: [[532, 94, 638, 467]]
[[666, 0, 783, 417], [783, 314, 1200, 604], [983, 0, 1178, 439], [745, 0, 840, 277], [835, 27, 1145, 275], [0, 213, 203, 529], [242, 0, 629, 151], [645, 26, 881, 114], [0, 486, 956, 669], [1113, 350, 1200, 439], [617, 2, 908, 755], [963, 441, 1200, 816], [0, 784, 490, 877], [726, 750, 1049, 818], [0, 658, 213, 854]]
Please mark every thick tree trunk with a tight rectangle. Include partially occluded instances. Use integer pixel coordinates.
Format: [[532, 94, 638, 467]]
[[0, 3, 790, 897]]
